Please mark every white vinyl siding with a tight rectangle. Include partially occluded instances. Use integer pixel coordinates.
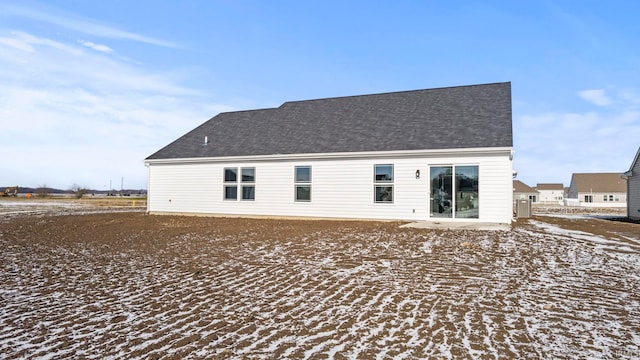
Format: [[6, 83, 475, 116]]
[[147, 149, 513, 223], [537, 189, 564, 204], [571, 192, 627, 208]]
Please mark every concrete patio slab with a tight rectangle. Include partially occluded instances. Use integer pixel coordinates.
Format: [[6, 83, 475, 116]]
[[400, 221, 511, 231]]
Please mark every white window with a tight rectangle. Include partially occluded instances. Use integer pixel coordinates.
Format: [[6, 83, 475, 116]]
[[224, 167, 237, 200], [241, 168, 255, 201], [224, 167, 255, 201], [295, 166, 311, 202], [374, 164, 393, 203]]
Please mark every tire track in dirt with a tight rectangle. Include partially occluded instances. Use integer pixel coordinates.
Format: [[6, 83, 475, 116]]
[[1, 213, 639, 359]]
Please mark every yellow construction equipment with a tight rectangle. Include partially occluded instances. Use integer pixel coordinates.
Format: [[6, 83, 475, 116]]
[[2, 186, 18, 197]]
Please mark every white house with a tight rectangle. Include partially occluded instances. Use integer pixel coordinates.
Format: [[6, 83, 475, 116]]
[[623, 147, 640, 220], [145, 82, 514, 224], [513, 180, 538, 203], [535, 183, 564, 205], [566, 173, 627, 208]]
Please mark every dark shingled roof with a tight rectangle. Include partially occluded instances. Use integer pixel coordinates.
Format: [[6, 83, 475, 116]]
[[146, 82, 512, 160]]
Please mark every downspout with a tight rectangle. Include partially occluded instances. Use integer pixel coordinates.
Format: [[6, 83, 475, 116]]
[[622, 171, 631, 218]]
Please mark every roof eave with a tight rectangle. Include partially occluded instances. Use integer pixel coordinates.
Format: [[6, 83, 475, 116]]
[[144, 147, 513, 165]]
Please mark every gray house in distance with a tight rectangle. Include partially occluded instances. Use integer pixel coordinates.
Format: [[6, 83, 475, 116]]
[[145, 82, 514, 223], [623, 147, 640, 220]]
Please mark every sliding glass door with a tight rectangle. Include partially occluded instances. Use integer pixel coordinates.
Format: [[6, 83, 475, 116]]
[[455, 166, 479, 218], [430, 165, 478, 219], [430, 166, 453, 218]]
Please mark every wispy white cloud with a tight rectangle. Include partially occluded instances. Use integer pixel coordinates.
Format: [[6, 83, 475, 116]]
[[0, 2, 177, 48], [514, 90, 640, 186], [0, 31, 191, 94], [0, 30, 82, 55], [80, 40, 113, 53], [618, 89, 640, 107], [577, 89, 612, 106], [0, 35, 34, 52], [0, 31, 232, 189]]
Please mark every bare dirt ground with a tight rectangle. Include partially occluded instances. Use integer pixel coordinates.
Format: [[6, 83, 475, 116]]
[[1, 201, 639, 359]]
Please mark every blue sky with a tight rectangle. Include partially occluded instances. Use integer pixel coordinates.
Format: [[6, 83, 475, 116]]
[[0, 0, 638, 190]]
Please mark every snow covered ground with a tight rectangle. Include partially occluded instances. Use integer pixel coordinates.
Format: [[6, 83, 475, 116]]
[[0, 200, 87, 215], [0, 198, 143, 218], [0, 212, 639, 359]]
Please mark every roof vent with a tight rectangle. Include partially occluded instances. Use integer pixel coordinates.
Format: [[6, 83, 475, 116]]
[[204, 136, 208, 145]]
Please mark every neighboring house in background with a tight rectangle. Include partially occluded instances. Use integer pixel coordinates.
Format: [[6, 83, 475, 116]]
[[513, 180, 538, 203], [566, 173, 627, 207], [536, 183, 564, 205], [623, 147, 640, 220], [145, 82, 514, 224]]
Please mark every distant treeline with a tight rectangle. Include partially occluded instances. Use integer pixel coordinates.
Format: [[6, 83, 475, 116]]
[[1, 186, 147, 195]]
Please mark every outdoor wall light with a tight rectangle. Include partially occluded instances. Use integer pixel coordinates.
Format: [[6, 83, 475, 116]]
[[415, 170, 420, 179]]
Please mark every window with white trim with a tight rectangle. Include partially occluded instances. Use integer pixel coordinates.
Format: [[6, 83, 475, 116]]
[[224, 167, 255, 201], [241, 167, 255, 201], [295, 166, 311, 202], [603, 194, 619, 202], [224, 167, 238, 200], [374, 164, 393, 203]]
